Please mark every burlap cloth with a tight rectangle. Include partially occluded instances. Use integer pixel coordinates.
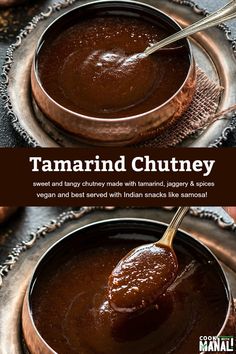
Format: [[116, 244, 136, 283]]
[[136, 66, 223, 147]]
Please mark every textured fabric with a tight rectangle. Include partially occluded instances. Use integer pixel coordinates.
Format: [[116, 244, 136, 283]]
[[136, 67, 223, 147]]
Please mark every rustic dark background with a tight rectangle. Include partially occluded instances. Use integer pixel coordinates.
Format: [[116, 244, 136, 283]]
[[0, 0, 236, 147]]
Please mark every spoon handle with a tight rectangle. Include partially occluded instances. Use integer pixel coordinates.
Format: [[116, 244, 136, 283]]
[[144, 0, 236, 56], [158, 206, 190, 247]]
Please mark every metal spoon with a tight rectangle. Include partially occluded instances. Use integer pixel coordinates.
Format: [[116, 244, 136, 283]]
[[108, 206, 190, 313], [144, 0, 236, 56]]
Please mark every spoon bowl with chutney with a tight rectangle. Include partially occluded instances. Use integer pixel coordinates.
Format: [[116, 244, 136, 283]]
[[108, 207, 189, 313]]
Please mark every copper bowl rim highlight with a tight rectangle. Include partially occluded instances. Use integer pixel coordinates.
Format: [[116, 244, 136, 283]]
[[22, 218, 234, 354], [31, 0, 195, 123], [0, 0, 26, 6]]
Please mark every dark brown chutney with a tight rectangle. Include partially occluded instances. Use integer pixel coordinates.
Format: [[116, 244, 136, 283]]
[[108, 243, 179, 313], [31, 231, 228, 354], [37, 15, 190, 118]]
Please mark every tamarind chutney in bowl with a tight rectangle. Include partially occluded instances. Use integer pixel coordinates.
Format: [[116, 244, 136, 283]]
[[31, 1, 196, 145], [22, 219, 234, 354]]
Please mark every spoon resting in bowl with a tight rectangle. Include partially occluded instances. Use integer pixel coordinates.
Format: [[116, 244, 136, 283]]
[[142, 0, 236, 56], [108, 206, 190, 313]]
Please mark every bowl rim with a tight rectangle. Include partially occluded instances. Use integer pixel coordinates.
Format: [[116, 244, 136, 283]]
[[22, 217, 233, 354], [32, 0, 195, 122]]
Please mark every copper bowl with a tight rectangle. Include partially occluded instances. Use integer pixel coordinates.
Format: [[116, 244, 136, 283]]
[[22, 218, 235, 354], [31, 0, 196, 146]]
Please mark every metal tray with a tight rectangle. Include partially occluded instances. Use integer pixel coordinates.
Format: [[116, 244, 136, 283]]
[[0, 206, 236, 353], [1, 0, 236, 147]]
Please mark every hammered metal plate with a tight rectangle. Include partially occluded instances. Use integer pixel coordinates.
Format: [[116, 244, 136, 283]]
[[3, 0, 236, 147], [0, 207, 236, 354]]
